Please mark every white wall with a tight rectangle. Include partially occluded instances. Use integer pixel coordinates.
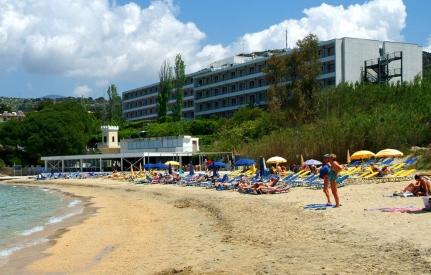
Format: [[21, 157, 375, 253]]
[[341, 38, 381, 83], [335, 39, 343, 84], [383, 42, 422, 83]]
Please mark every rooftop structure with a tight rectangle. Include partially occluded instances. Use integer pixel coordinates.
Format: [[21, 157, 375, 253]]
[[123, 37, 423, 120], [0, 111, 26, 122], [98, 125, 120, 154]]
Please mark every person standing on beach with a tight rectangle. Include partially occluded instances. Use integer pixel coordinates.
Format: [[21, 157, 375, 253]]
[[320, 154, 331, 205], [328, 154, 343, 207]]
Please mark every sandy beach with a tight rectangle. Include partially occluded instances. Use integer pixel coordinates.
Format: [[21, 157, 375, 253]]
[[2, 177, 431, 274]]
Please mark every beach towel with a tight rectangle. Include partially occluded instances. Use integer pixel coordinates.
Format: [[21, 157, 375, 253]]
[[365, 207, 423, 213], [304, 203, 335, 210], [392, 191, 414, 197]]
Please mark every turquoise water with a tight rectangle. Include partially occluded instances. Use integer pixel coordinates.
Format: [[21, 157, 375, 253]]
[[0, 185, 67, 248]]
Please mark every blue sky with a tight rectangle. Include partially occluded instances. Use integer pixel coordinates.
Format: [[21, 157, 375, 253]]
[[0, 0, 429, 99]]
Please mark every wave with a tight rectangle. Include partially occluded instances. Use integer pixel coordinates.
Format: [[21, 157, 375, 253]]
[[68, 199, 81, 208], [47, 208, 83, 225], [20, 226, 44, 236], [0, 238, 49, 258]]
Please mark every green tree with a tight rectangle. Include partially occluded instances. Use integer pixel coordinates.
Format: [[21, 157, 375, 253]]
[[171, 54, 186, 121], [264, 54, 286, 112], [158, 60, 173, 122], [264, 33, 321, 123], [287, 34, 321, 123], [106, 84, 122, 123], [0, 102, 97, 164], [0, 101, 12, 113]]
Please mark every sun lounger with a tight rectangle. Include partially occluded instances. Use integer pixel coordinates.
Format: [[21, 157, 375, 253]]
[[363, 171, 379, 179]]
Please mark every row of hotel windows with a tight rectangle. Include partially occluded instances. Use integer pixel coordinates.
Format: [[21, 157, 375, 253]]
[[195, 78, 267, 100], [195, 62, 266, 87], [124, 95, 194, 110], [321, 61, 336, 74], [124, 105, 195, 119], [197, 92, 267, 112], [123, 80, 194, 100], [319, 46, 335, 58]]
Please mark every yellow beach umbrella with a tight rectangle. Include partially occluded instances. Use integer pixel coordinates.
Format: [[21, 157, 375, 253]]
[[165, 160, 180, 166], [266, 156, 287, 164], [300, 154, 304, 166], [350, 150, 375, 160], [139, 163, 143, 172], [130, 165, 136, 177], [375, 149, 403, 158], [347, 149, 351, 164]]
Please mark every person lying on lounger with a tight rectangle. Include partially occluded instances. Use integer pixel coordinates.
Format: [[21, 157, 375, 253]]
[[403, 175, 431, 196]]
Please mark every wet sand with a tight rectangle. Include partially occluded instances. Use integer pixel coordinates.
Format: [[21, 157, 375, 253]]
[[2, 178, 431, 274]]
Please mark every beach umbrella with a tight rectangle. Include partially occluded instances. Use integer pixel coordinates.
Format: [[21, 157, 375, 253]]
[[300, 154, 304, 166], [144, 163, 155, 169], [259, 157, 266, 177], [208, 161, 226, 169], [266, 156, 287, 164], [234, 159, 256, 166], [165, 160, 180, 166], [347, 149, 351, 164], [155, 162, 168, 170], [304, 159, 322, 166], [375, 149, 404, 158], [350, 150, 375, 160], [139, 163, 143, 172]]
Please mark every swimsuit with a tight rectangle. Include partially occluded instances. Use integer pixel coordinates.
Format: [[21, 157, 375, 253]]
[[328, 169, 337, 181]]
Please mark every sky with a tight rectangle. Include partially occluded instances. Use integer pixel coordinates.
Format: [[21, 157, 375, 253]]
[[0, 0, 430, 99]]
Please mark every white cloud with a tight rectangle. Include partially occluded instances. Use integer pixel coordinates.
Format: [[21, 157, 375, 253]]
[[0, 0, 205, 80], [209, 0, 407, 56], [73, 85, 92, 97], [0, 0, 408, 86]]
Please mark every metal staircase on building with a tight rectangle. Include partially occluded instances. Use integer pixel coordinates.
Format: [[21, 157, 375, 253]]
[[361, 51, 403, 84]]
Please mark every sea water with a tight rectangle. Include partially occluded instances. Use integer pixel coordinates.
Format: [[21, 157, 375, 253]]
[[0, 184, 82, 261]]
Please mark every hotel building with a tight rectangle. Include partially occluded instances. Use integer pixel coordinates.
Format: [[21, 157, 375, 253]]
[[123, 37, 423, 120]]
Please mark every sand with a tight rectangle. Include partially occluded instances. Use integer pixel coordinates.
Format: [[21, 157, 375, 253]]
[[2, 177, 431, 274]]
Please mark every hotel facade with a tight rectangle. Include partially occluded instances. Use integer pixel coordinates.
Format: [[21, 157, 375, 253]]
[[122, 37, 423, 120]]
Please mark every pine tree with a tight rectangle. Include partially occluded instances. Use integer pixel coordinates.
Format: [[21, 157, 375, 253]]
[[172, 54, 186, 121], [158, 60, 173, 122]]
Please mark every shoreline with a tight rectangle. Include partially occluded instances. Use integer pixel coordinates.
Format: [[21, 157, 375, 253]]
[[1, 177, 430, 274], [0, 182, 96, 274]]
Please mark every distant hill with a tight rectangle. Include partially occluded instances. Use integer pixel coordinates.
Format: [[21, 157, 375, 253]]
[[40, 94, 66, 99]]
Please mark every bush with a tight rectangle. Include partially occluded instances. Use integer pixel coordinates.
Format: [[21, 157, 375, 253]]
[[208, 78, 431, 163]]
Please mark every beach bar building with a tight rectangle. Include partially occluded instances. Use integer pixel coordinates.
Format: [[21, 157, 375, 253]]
[[41, 126, 210, 172]]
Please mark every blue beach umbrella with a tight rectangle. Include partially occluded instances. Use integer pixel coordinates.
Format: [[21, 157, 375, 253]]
[[155, 162, 168, 170], [234, 159, 256, 166], [208, 162, 226, 169], [144, 163, 155, 169]]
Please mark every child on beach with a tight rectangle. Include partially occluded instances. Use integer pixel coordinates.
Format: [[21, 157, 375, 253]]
[[320, 154, 332, 205]]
